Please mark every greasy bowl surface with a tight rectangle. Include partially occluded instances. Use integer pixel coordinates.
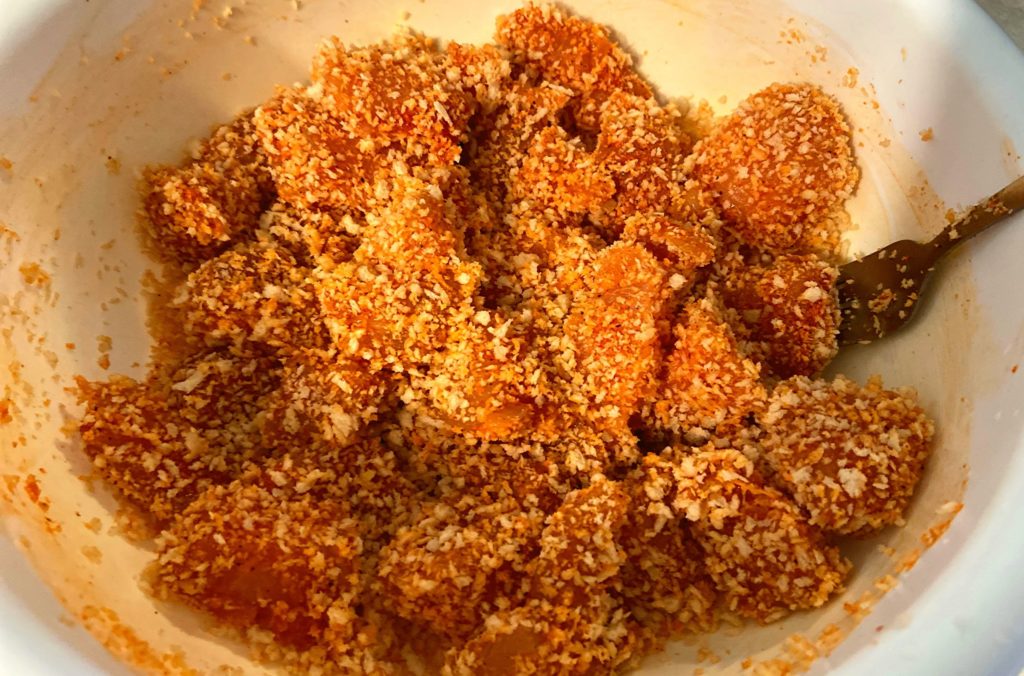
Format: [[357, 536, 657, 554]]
[[1, 0, 1023, 674]]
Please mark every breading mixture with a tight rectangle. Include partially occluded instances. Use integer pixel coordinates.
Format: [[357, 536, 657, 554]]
[[76, 4, 935, 673]]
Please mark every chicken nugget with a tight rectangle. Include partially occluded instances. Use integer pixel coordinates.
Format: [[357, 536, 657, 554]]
[[177, 241, 328, 353], [759, 375, 934, 535], [646, 297, 765, 442], [720, 253, 840, 378], [665, 448, 850, 623], [155, 482, 361, 649], [496, 4, 652, 129], [311, 33, 476, 165], [694, 83, 858, 252]]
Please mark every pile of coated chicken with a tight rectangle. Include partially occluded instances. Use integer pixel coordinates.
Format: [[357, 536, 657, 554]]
[[77, 4, 933, 674]]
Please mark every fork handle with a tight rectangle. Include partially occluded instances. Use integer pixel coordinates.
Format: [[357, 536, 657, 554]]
[[929, 174, 1024, 259]]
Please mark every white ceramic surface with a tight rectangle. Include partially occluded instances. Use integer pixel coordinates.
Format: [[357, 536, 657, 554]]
[[0, 1, 1022, 674]]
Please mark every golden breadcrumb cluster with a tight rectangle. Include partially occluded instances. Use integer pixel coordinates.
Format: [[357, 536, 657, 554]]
[[77, 4, 934, 673]]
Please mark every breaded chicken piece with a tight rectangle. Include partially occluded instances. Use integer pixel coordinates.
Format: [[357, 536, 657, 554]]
[[241, 441, 420, 672], [694, 83, 858, 252], [446, 480, 631, 675], [530, 480, 630, 605], [376, 493, 543, 641], [496, 4, 652, 130], [509, 125, 615, 221], [316, 177, 483, 368], [564, 243, 669, 426], [646, 297, 766, 442], [720, 253, 840, 377], [759, 375, 934, 535], [618, 460, 718, 637], [176, 240, 328, 353], [408, 314, 541, 441], [466, 82, 574, 206], [77, 376, 229, 526], [144, 112, 274, 264], [261, 347, 393, 452], [254, 88, 404, 212], [663, 448, 850, 623], [77, 353, 278, 526], [155, 481, 361, 650], [594, 92, 693, 230], [311, 33, 476, 165]]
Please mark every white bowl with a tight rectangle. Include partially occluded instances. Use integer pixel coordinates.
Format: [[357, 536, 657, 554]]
[[1, 0, 1022, 674]]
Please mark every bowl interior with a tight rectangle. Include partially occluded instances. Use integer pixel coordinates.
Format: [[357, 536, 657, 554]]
[[0, 0, 1022, 673]]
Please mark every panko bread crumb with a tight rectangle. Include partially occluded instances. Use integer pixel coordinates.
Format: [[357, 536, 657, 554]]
[[74, 3, 939, 673]]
